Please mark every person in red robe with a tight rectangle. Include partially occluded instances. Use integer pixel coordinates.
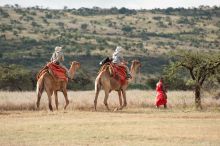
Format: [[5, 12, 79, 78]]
[[155, 77, 167, 108]]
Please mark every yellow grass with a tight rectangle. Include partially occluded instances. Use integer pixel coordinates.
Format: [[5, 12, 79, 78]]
[[0, 90, 220, 146], [1, 109, 220, 146], [0, 90, 219, 111]]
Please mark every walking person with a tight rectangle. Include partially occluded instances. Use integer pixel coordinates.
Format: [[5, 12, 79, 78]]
[[155, 77, 167, 108]]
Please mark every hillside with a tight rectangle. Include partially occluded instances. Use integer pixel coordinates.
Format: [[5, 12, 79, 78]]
[[0, 5, 220, 90]]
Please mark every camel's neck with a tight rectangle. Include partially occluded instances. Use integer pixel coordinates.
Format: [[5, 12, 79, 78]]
[[69, 66, 77, 79], [129, 64, 139, 83]]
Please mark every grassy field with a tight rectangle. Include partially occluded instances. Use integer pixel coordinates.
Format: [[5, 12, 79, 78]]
[[0, 90, 219, 110], [0, 90, 220, 146], [1, 109, 220, 146]]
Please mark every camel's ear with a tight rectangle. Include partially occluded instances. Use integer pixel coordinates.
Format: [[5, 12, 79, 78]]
[[69, 61, 72, 65]]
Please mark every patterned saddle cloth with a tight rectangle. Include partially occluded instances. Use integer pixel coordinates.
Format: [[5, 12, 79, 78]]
[[99, 63, 127, 85], [37, 63, 68, 82]]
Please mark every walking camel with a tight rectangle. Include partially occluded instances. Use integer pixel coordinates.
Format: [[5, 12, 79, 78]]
[[36, 61, 80, 111], [94, 60, 141, 111]]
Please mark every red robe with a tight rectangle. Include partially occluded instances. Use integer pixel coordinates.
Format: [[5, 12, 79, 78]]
[[155, 81, 167, 106]]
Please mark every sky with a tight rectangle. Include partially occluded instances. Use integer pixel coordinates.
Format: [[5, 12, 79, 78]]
[[0, 0, 219, 10]]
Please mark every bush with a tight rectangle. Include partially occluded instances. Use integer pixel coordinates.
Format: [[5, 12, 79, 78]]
[[0, 64, 33, 91], [122, 25, 134, 33], [177, 17, 194, 25], [146, 78, 158, 89], [45, 13, 53, 19], [81, 23, 88, 30], [139, 31, 150, 40], [96, 37, 108, 45]]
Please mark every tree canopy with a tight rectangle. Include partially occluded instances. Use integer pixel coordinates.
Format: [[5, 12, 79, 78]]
[[164, 50, 220, 108]]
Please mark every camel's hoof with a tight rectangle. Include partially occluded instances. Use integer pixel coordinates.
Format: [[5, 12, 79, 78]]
[[113, 108, 118, 112], [49, 105, 53, 111], [64, 105, 69, 110]]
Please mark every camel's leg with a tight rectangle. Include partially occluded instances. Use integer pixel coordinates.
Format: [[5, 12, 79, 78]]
[[36, 89, 42, 109], [94, 84, 101, 111], [94, 77, 101, 111], [45, 89, 53, 111], [122, 90, 127, 108], [62, 89, 69, 110], [36, 78, 44, 109], [114, 91, 123, 111], [54, 91, 59, 110], [104, 90, 110, 110], [118, 91, 122, 107]]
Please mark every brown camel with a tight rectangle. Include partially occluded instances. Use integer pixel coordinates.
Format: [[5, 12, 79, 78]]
[[94, 60, 141, 111], [36, 61, 80, 111]]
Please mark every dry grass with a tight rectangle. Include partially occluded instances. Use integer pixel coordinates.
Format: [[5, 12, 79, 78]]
[[0, 90, 220, 146], [0, 110, 220, 146], [0, 90, 219, 111]]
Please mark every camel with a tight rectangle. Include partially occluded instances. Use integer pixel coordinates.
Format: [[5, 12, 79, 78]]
[[36, 61, 80, 111], [94, 60, 141, 111]]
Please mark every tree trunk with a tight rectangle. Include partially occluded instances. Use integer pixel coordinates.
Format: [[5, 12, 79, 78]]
[[195, 84, 202, 109]]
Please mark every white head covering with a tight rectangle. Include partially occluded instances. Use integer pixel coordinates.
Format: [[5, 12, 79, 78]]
[[114, 46, 122, 54], [55, 46, 62, 52]]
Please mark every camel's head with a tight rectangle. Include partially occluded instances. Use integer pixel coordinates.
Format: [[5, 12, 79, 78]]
[[131, 60, 141, 71], [70, 61, 80, 70]]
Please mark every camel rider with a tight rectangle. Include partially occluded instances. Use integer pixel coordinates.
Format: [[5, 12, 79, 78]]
[[112, 46, 132, 79], [50, 46, 70, 78]]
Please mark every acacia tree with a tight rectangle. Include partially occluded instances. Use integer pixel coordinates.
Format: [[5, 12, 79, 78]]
[[165, 50, 220, 109]]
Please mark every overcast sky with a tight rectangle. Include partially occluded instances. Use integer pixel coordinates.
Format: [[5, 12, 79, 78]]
[[0, 0, 219, 9]]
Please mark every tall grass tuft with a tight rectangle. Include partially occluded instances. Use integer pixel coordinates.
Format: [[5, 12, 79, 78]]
[[0, 90, 219, 111]]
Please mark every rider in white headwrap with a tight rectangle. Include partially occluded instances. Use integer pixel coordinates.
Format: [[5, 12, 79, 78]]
[[112, 46, 132, 79], [112, 46, 123, 64], [51, 46, 70, 78]]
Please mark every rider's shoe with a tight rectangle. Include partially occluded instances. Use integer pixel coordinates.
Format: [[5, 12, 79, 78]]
[[126, 74, 132, 79]]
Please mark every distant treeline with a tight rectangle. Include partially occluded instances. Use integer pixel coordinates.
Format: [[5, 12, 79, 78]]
[[150, 6, 220, 17], [71, 6, 220, 17], [3, 4, 220, 16]]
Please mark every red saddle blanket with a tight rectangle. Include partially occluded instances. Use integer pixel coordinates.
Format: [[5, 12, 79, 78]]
[[110, 64, 127, 85], [37, 63, 68, 82]]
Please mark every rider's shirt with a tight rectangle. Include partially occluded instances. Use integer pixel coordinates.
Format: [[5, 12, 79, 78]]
[[51, 51, 64, 64], [112, 52, 124, 64]]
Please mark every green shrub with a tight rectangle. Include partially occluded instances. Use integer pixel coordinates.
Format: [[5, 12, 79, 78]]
[[122, 25, 134, 33], [81, 23, 88, 30], [0, 64, 33, 91]]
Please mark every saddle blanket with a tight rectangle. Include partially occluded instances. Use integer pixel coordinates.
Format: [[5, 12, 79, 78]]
[[111, 64, 127, 85], [37, 63, 68, 82]]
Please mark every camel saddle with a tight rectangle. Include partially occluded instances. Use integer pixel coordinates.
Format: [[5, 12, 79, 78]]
[[37, 62, 68, 82], [99, 63, 127, 85]]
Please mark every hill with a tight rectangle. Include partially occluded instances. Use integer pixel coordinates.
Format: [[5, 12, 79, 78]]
[[0, 5, 220, 90]]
